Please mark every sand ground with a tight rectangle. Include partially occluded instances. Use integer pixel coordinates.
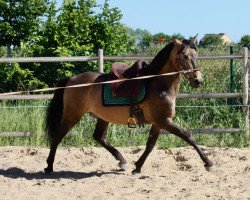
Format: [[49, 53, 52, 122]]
[[0, 146, 249, 200]]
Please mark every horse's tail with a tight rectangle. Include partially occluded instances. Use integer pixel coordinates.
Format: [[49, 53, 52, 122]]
[[45, 78, 69, 142]]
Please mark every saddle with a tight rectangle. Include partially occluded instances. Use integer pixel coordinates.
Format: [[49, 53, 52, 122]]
[[109, 60, 148, 128], [111, 60, 147, 97]]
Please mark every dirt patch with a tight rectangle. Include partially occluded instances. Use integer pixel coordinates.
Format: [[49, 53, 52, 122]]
[[0, 146, 249, 199]]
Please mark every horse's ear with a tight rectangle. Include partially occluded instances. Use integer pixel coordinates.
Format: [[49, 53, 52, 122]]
[[191, 34, 198, 43], [173, 38, 182, 45]]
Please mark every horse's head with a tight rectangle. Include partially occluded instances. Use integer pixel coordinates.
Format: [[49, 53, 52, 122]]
[[172, 36, 202, 88]]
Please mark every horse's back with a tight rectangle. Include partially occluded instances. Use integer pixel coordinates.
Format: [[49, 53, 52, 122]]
[[68, 71, 102, 84]]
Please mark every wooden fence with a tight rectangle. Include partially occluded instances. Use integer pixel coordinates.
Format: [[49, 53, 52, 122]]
[[0, 48, 249, 137]]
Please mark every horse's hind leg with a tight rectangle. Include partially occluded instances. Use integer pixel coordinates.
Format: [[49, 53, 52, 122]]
[[93, 118, 127, 170], [132, 125, 160, 174], [44, 119, 79, 174], [160, 118, 213, 171]]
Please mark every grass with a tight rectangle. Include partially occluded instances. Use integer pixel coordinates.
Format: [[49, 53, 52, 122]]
[[0, 99, 248, 148]]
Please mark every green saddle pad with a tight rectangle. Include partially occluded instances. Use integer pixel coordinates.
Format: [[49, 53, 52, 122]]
[[102, 84, 146, 106]]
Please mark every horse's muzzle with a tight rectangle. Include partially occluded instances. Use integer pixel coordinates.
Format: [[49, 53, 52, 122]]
[[189, 77, 203, 88]]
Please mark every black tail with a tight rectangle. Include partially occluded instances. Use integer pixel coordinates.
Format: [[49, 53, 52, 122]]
[[45, 78, 69, 141]]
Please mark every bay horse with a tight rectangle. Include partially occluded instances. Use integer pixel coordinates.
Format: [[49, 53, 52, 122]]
[[44, 37, 213, 174]]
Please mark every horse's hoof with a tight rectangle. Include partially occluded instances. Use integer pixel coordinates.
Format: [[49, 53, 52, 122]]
[[205, 166, 213, 172], [132, 169, 141, 175], [118, 163, 127, 171], [44, 167, 53, 174], [204, 163, 213, 172]]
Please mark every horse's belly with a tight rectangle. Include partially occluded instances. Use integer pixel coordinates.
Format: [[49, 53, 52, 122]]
[[90, 106, 131, 125]]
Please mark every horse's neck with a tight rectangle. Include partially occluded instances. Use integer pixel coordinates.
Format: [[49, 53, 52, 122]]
[[159, 58, 177, 73], [157, 60, 181, 95]]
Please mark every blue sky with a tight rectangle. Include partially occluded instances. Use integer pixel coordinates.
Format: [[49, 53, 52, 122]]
[[57, 0, 250, 43]]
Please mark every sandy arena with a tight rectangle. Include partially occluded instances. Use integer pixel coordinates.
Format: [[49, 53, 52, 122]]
[[0, 146, 249, 200]]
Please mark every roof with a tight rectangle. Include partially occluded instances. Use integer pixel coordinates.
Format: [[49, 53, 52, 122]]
[[200, 33, 233, 43]]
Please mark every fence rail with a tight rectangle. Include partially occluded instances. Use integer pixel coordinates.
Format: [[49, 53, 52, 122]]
[[0, 48, 249, 137], [0, 55, 248, 64], [0, 93, 245, 100], [0, 56, 99, 63]]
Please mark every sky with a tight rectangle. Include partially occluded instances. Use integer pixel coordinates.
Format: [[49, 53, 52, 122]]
[[57, 0, 250, 43]]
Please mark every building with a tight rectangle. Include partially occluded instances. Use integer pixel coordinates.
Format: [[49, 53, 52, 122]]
[[200, 33, 233, 45]]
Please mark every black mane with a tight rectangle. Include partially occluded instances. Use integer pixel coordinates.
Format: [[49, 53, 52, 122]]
[[141, 39, 197, 76], [141, 41, 175, 75], [182, 39, 197, 50]]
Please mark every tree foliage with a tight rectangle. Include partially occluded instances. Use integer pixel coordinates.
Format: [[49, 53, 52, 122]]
[[129, 31, 184, 55], [0, 0, 48, 56], [153, 32, 172, 44], [0, 0, 131, 92], [0, 0, 50, 92], [199, 35, 223, 47], [240, 35, 250, 49]]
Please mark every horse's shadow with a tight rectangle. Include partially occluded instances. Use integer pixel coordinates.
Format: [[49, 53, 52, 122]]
[[0, 167, 124, 180]]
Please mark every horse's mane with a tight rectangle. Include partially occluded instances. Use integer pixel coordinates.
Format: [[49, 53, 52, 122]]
[[141, 42, 175, 75], [182, 39, 197, 50], [141, 39, 196, 76]]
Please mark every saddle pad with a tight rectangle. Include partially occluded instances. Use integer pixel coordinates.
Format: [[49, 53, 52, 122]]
[[102, 84, 146, 106]]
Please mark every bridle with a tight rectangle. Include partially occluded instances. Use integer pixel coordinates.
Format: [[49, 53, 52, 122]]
[[175, 45, 200, 79]]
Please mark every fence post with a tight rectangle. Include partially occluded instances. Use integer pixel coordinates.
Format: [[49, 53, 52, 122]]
[[98, 49, 104, 73], [230, 46, 235, 93], [229, 46, 235, 105], [243, 47, 249, 142]]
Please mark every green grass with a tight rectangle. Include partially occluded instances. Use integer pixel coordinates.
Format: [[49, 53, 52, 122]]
[[0, 99, 248, 148]]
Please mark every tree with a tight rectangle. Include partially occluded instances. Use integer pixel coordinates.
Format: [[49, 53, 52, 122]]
[[138, 32, 153, 49], [126, 28, 151, 45], [240, 35, 250, 49], [54, 0, 129, 56], [52, 0, 130, 73], [0, 0, 50, 92], [199, 35, 223, 47], [91, 0, 130, 55], [125, 28, 153, 54], [0, 0, 49, 56], [15, 1, 62, 90], [172, 33, 184, 40], [0, 0, 134, 92], [153, 32, 172, 44], [54, 0, 96, 57]]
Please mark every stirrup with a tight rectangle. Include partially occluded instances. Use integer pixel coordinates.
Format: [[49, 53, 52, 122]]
[[127, 117, 137, 128]]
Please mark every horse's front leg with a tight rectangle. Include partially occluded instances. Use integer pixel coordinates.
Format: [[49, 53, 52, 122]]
[[132, 125, 160, 174], [159, 118, 213, 170], [93, 118, 127, 170]]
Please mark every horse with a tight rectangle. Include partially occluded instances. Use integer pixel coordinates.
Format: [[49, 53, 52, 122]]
[[44, 37, 213, 174]]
